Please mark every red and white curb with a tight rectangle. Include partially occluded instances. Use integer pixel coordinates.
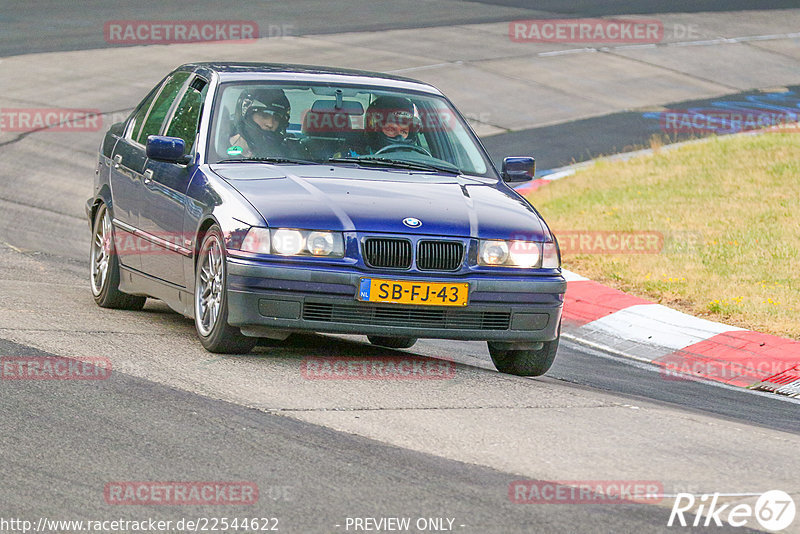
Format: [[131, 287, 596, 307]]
[[561, 270, 800, 396]]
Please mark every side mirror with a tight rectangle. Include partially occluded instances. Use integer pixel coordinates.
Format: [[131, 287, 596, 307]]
[[146, 135, 189, 164], [502, 156, 535, 183]]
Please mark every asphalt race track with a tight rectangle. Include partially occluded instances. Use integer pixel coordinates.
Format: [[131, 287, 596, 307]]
[[482, 84, 800, 172], [2, 0, 795, 57], [0, 2, 798, 533]]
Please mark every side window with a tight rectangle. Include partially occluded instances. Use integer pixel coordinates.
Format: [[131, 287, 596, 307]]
[[165, 77, 209, 154], [127, 88, 157, 141], [135, 71, 190, 145]]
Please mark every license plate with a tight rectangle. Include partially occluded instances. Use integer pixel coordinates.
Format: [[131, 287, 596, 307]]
[[358, 278, 469, 307]]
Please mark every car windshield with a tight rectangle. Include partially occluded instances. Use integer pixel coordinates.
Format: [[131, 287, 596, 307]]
[[207, 81, 495, 177]]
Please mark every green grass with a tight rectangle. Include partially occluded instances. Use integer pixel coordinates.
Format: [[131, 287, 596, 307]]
[[527, 133, 800, 339]]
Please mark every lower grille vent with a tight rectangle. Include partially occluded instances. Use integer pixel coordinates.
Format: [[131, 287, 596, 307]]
[[303, 302, 510, 330]]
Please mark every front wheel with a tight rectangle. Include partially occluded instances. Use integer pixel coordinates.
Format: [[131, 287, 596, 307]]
[[488, 324, 561, 377], [90, 203, 146, 310], [367, 335, 417, 349], [194, 225, 257, 354]]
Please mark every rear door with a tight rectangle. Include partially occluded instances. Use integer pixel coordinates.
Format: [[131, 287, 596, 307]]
[[111, 71, 190, 277], [108, 83, 161, 271]]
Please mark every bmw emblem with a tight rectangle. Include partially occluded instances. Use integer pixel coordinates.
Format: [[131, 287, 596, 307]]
[[403, 217, 422, 228]]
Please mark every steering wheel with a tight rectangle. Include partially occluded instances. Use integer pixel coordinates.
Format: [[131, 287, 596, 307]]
[[374, 144, 432, 157]]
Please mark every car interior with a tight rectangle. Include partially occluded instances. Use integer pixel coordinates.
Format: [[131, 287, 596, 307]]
[[209, 84, 489, 176]]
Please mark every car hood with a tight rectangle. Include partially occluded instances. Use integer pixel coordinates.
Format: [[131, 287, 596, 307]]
[[209, 164, 549, 240]]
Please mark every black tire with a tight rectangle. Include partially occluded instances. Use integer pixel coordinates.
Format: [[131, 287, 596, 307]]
[[367, 335, 418, 349], [488, 323, 561, 377], [194, 225, 257, 354], [90, 203, 147, 310]]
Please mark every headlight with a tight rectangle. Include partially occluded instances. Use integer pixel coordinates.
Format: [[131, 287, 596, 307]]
[[240, 227, 344, 257], [307, 231, 335, 256], [479, 240, 509, 265], [478, 239, 560, 268], [509, 240, 540, 268], [272, 229, 305, 255]]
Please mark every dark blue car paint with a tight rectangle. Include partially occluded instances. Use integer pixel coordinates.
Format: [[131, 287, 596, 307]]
[[212, 164, 549, 240], [88, 62, 566, 342]]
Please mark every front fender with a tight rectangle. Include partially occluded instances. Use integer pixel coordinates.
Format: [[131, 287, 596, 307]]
[[182, 165, 266, 284]]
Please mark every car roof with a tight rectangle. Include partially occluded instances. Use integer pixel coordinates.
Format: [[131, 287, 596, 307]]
[[184, 62, 443, 95]]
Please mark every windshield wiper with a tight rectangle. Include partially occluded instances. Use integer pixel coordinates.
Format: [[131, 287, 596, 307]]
[[328, 156, 461, 175], [217, 156, 317, 165]]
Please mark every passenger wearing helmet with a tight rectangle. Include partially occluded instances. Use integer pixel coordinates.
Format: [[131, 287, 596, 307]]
[[229, 88, 292, 158], [363, 96, 423, 154]]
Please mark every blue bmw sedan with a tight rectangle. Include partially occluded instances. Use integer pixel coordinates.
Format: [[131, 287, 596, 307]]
[[87, 62, 565, 376]]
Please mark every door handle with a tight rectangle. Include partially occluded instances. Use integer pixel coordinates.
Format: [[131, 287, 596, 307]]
[[143, 169, 153, 185], [113, 154, 123, 168]]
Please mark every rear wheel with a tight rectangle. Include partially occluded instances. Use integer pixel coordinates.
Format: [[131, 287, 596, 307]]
[[367, 335, 418, 349], [488, 323, 561, 377], [90, 203, 146, 310], [194, 225, 257, 354]]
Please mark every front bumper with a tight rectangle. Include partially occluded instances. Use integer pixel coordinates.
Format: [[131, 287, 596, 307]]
[[226, 258, 565, 341]]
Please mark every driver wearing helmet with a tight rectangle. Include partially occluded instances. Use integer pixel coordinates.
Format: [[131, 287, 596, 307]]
[[363, 96, 422, 154], [229, 88, 292, 158]]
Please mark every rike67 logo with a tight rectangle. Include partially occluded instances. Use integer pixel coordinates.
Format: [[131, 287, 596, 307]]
[[668, 490, 796, 531]]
